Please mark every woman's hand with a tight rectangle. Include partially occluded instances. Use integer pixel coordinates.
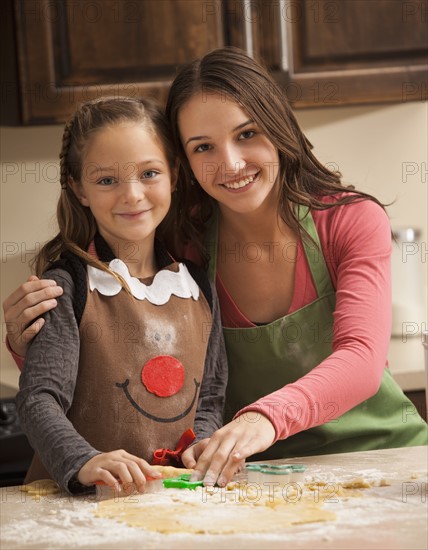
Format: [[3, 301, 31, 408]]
[[77, 450, 162, 493], [181, 438, 210, 468], [182, 438, 245, 481], [188, 412, 276, 486], [2, 275, 63, 356]]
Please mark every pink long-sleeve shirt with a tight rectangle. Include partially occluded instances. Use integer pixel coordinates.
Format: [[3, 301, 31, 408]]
[[8, 197, 392, 444], [215, 197, 393, 443]]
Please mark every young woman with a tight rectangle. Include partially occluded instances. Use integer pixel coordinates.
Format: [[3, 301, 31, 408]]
[[13, 97, 227, 494], [5, 49, 427, 489]]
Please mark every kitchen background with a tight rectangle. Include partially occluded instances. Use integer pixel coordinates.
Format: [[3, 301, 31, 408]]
[[1, 1, 427, 428]]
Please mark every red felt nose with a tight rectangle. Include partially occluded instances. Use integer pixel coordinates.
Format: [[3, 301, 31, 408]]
[[141, 355, 185, 397]]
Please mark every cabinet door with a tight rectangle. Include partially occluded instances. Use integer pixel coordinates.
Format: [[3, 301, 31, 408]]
[[10, 0, 224, 124], [251, 0, 428, 107], [291, 0, 427, 107]]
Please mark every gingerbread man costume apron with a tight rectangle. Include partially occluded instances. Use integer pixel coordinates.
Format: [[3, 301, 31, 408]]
[[25, 246, 212, 483]]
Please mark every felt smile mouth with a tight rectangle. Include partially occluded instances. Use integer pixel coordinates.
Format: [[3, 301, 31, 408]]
[[116, 378, 201, 423]]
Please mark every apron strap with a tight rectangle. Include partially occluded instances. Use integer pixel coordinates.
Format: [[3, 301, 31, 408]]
[[296, 205, 335, 297]]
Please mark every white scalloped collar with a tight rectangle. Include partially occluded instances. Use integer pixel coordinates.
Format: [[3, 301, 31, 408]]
[[88, 259, 199, 305]]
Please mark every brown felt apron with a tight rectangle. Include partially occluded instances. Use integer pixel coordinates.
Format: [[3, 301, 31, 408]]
[[206, 208, 427, 460], [25, 262, 212, 482]]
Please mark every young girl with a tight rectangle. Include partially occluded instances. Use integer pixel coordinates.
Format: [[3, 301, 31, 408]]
[[5, 49, 427, 488], [14, 97, 227, 494]]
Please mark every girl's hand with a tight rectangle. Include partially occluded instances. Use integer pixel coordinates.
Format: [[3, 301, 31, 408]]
[[2, 276, 63, 357], [77, 450, 162, 493], [189, 412, 276, 486]]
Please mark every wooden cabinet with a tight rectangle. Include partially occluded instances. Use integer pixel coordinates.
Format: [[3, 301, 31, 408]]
[[405, 390, 427, 421], [265, 0, 428, 107], [233, 0, 427, 107], [2, 0, 427, 124], [1, 0, 224, 124]]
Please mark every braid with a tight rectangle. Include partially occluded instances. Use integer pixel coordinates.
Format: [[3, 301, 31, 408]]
[[59, 115, 76, 189]]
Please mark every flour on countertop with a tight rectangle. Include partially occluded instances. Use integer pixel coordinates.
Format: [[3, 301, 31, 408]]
[[2, 488, 421, 550], [2, 469, 426, 549]]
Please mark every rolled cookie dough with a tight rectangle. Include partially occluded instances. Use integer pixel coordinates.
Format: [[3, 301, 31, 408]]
[[96, 485, 335, 534]]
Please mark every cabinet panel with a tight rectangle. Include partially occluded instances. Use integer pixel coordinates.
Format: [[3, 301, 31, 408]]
[[224, 0, 427, 108], [11, 0, 224, 124], [55, 0, 222, 84], [287, 0, 428, 106], [302, 0, 427, 62]]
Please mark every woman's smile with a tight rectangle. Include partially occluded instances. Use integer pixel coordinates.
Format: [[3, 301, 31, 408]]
[[220, 171, 260, 192]]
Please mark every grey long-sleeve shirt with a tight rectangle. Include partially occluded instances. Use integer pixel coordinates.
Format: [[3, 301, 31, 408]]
[[16, 267, 228, 494]]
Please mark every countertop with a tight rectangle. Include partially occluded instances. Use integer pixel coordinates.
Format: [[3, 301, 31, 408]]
[[1, 446, 427, 550]]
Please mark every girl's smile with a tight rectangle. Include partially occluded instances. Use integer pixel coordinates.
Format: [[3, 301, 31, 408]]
[[115, 209, 152, 219]]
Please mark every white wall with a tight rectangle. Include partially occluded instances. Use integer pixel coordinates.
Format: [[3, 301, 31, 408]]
[[1, 100, 427, 387]]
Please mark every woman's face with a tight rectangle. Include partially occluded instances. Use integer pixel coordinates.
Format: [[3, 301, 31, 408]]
[[178, 92, 280, 217]]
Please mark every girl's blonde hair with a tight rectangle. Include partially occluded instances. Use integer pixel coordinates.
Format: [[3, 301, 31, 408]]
[[32, 97, 176, 282]]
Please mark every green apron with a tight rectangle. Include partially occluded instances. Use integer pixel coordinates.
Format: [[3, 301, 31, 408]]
[[207, 208, 427, 460]]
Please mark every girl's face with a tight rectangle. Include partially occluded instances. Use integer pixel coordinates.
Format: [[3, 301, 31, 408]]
[[74, 123, 174, 256], [178, 92, 280, 217]]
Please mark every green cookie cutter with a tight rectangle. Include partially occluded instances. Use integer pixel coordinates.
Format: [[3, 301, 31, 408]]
[[162, 473, 204, 490]]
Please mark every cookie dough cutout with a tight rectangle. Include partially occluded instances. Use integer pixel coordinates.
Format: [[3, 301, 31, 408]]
[[151, 465, 194, 478], [18, 466, 190, 495], [19, 479, 60, 499]]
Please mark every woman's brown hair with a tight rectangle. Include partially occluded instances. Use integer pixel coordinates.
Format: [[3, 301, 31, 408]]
[[32, 96, 176, 282], [164, 47, 386, 259]]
